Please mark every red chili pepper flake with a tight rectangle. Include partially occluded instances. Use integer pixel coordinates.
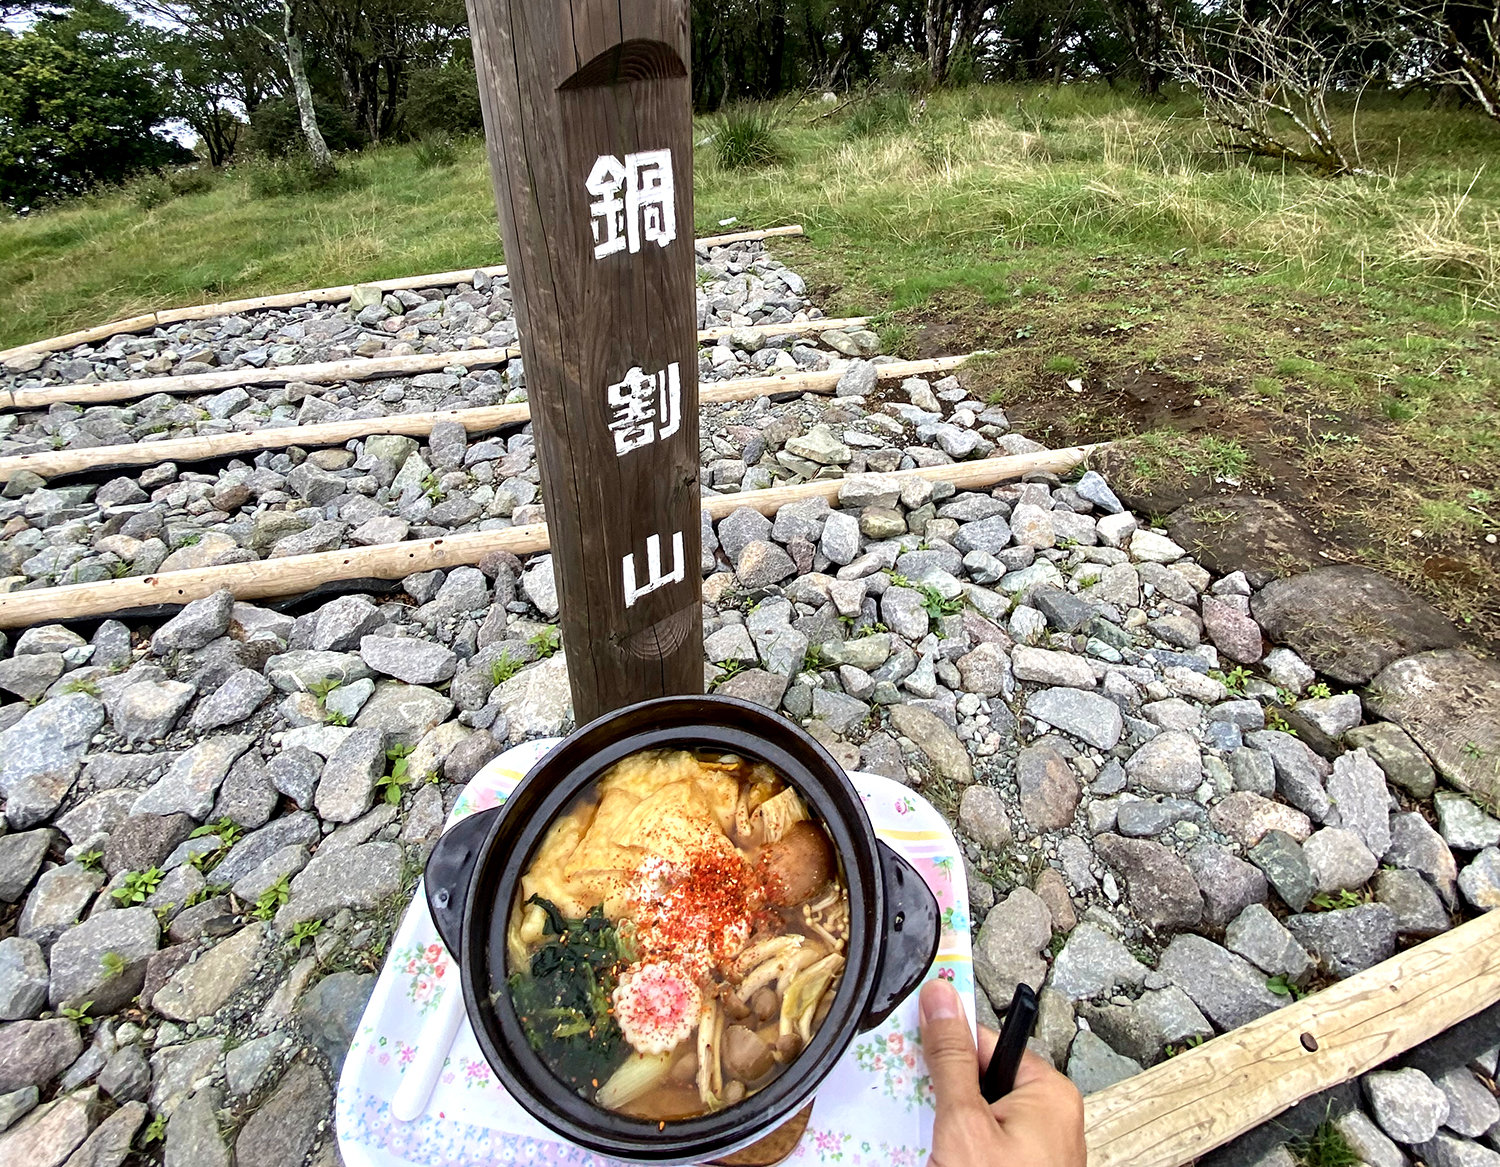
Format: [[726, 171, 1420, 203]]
[[628, 844, 777, 973]]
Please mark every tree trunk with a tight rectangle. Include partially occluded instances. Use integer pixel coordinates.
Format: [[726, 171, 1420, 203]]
[[282, 1, 334, 170], [926, 0, 951, 83]]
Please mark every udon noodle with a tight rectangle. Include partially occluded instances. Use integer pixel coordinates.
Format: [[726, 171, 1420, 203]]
[[502, 747, 849, 1121]]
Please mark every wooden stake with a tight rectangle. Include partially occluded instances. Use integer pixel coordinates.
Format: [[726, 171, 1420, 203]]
[[0, 445, 1096, 629], [0, 354, 971, 482], [1084, 907, 1500, 1167], [0, 316, 871, 411], [0, 225, 806, 364]]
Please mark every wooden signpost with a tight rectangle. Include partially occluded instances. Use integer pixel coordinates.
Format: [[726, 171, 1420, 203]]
[[467, 0, 703, 723]]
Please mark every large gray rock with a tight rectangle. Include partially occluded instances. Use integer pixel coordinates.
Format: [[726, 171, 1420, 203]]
[[0, 1019, 83, 1093], [189, 668, 272, 731], [1333, 1109, 1406, 1167], [1209, 792, 1312, 848], [1251, 565, 1462, 685], [1364, 1066, 1449, 1144], [233, 1060, 330, 1166], [958, 786, 1013, 851], [214, 812, 321, 884], [314, 727, 386, 824], [355, 680, 455, 745], [153, 923, 264, 1022], [264, 650, 371, 693], [48, 908, 159, 1012], [1459, 848, 1500, 911], [68, 1097, 145, 1167], [1016, 739, 1081, 831], [1026, 688, 1123, 749], [1250, 829, 1316, 912], [1224, 903, 1312, 981], [1244, 729, 1332, 822], [1066, 1030, 1142, 1095], [1344, 722, 1436, 799], [151, 589, 236, 655], [973, 889, 1052, 1008], [0, 695, 106, 828], [296, 971, 376, 1074], [1157, 933, 1286, 1030], [1285, 903, 1398, 977], [131, 736, 252, 818], [1374, 867, 1452, 937], [1187, 844, 1268, 928], [490, 655, 570, 743], [1012, 646, 1095, 689], [106, 680, 196, 744], [1416, 1133, 1500, 1167], [17, 862, 104, 948], [97, 1046, 150, 1104], [888, 704, 972, 785], [0, 938, 49, 1020], [1095, 834, 1202, 931], [1327, 748, 1393, 857], [1050, 922, 1148, 1001], [164, 1090, 226, 1167], [1124, 731, 1203, 796], [1429, 1067, 1500, 1138], [1304, 827, 1378, 894], [309, 595, 384, 652], [1435, 792, 1500, 851], [0, 830, 52, 903], [359, 635, 459, 685], [1386, 811, 1460, 908], [0, 1086, 99, 1167], [276, 842, 402, 929]]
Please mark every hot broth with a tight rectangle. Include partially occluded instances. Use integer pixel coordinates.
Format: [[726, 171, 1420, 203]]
[[502, 747, 849, 1122]]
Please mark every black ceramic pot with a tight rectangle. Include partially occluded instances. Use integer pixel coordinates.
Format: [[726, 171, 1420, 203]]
[[423, 693, 939, 1164]]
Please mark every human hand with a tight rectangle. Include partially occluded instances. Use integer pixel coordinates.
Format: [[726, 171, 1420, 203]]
[[918, 979, 1086, 1167]]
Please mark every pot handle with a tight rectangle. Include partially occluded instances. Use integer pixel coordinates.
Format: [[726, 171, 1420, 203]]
[[423, 806, 502, 961], [859, 839, 941, 1031]]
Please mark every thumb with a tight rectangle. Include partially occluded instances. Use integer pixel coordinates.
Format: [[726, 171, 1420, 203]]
[[918, 980, 987, 1117]]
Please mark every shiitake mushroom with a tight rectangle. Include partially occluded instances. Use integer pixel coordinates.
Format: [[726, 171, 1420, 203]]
[[758, 821, 834, 906], [722, 1024, 777, 1082]]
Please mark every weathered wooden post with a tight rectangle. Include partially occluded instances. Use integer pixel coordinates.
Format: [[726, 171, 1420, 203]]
[[465, 0, 703, 723]]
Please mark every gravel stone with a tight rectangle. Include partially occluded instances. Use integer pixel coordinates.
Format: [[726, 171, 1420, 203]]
[[1250, 829, 1317, 911], [131, 736, 252, 818], [1095, 834, 1203, 932], [359, 635, 459, 685], [48, 908, 159, 1012], [1245, 729, 1333, 822], [1186, 844, 1268, 927], [1304, 827, 1378, 894], [233, 1060, 330, 1166], [150, 589, 235, 655], [888, 704, 972, 785], [1016, 740, 1081, 831], [1026, 688, 1123, 750], [277, 841, 403, 929], [1364, 1067, 1450, 1144], [958, 786, 1013, 851], [1067, 1030, 1142, 1095], [973, 888, 1052, 1007], [1125, 731, 1203, 796], [1050, 922, 1148, 1001], [1157, 933, 1286, 1030], [1435, 793, 1500, 851], [313, 727, 385, 823], [0, 695, 107, 829], [189, 668, 272, 731], [1224, 903, 1312, 981], [1285, 903, 1399, 977], [0, 939, 49, 1020]]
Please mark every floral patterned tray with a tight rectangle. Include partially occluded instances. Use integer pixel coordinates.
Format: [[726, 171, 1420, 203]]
[[336, 738, 975, 1167]]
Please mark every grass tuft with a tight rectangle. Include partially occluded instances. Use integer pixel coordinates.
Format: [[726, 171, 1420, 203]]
[[714, 107, 787, 171]]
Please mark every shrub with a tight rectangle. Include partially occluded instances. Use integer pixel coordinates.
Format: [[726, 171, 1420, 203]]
[[844, 91, 914, 138], [413, 130, 460, 170], [167, 166, 216, 197], [127, 172, 172, 210], [243, 154, 364, 199], [399, 61, 485, 139], [714, 107, 786, 170], [248, 96, 365, 159]]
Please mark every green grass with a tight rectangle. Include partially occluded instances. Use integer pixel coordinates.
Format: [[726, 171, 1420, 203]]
[[4, 82, 1498, 637]]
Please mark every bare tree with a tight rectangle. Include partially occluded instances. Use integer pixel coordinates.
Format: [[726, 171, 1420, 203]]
[[1399, 1, 1500, 120], [260, 0, 334, 170], [1164, 2, 1375, 176]]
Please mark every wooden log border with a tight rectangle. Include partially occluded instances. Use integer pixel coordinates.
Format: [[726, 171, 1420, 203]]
[[0, 444, 1097, 628], [0, 355, 972, 482], [1084, 906, 1500, 1167], [0, 224, 806, 364], [0, 314, 872, 411]]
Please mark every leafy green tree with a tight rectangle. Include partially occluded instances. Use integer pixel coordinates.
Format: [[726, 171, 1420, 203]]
[[0, 1, 188, 208]]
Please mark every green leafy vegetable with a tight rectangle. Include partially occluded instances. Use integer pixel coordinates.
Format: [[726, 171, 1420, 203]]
[[507, 895, 630, 1094]]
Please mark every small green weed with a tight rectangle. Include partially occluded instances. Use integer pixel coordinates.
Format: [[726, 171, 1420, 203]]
[[1266, 709, 1296, 734], [1306, 682, 1332, 699], [77, 849, 104, 873], [1266, 974, 1305, 1000], [377, 744, 414, 804], [59, 678, 101, 696], [289, 918, 323, 947], [710, 659, 748, 689], [112, 867, 164, 906], [1291, 1118, 1361, 1167], [99, 951, 128, 980], [528, 626, 561, 658], [1044, 354, 1081, 375], [1311, 889, 1365, 910], [253, 875, 292, 921], [413, 130, 460, 169], [60, 1001, 93, 1023], [1164, 1035, 1205, 1058], [917, 583, 963, 624], [139, 1112, 167, 1147], [1212, 665, 1252, 696], [490, 650, 523, 685]]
